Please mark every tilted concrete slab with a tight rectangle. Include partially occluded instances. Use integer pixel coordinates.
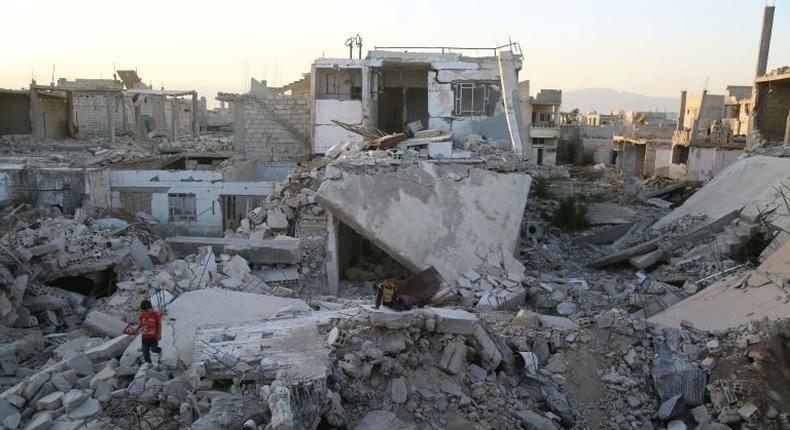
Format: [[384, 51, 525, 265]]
[[649, 241, 790, 331], [166, 236, 300, 264], [193, 309, 355, 381], [159, 289, 311, 367], [317, 162, 531, 282], [653, 156, 790, 231]]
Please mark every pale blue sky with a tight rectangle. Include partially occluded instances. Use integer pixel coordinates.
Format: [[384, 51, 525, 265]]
[[2, 0, 788, 107]]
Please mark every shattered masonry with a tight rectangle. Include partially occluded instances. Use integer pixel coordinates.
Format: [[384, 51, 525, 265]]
[[1, 15, 790, 430]]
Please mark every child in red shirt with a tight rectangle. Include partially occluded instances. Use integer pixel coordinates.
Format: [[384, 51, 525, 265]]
[[133, 300, 162, 364]]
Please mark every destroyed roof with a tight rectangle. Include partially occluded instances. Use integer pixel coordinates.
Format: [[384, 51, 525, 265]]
[[124, 88, 195, 97]]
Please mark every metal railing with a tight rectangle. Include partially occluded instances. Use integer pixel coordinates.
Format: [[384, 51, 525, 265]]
[[372, 42, 523, 58], [529, 122, 560, 129]]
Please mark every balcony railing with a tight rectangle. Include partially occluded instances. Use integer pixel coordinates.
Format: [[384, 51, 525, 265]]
[[529, 122, 559, 128]]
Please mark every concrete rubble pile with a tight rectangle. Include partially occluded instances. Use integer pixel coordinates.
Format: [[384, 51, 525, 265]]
[[5, 129, 790, 430], [323, 130, 523, 167], [0, 135, 155, 168], [157, 135, 234, 154], [1, 212, 136, 281], [0, 133, 236, 169], [319, 306, 576, 429]]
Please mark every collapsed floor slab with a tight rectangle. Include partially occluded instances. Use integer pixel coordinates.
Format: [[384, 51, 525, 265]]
[[653, 156, 790, 232], [648, 240, 790, 331], [193, 309, 354, 381], [317, 162, 530, 282], [155, 289, 312, 367], [165, 236, 301, 264]]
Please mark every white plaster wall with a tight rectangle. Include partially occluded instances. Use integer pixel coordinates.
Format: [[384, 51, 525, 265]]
[[687, 147, 717, 181], [654, 148, 672, 170], [314, 125, 364, 154], [427, 82, 454, 118], [712, 149, 744, 178], [315, 100, 362, 124], [110, 170, 276, 236], [435, 69, 500, 82]]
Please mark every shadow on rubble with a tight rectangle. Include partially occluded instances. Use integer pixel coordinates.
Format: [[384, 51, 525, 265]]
[[47, 267, 117, 299]]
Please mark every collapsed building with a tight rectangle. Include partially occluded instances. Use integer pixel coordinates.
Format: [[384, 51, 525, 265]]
[[4, 19, 790, 430]]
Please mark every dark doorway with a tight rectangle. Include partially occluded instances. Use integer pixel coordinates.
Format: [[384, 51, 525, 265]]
[[48, 268, 117, 298], [377, 66, 429, 133]]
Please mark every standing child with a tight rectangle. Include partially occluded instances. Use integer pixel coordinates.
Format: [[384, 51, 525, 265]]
[[134, 300, 162, 364]]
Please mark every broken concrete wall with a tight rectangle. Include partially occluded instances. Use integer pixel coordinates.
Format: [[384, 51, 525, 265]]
[[753, 76, 790, 142], [0, 92, 31, 135], [686, 146, 743, 182], [311, 60, 366, 154], [234, 94, 311, 162], [0, 165, 105, 213], [166, 236, 300, 264], [109, 169, 278, 236], [38, 93, 69, 139], [317, 162, 530, 282], [221, 160, 295, 182], [312, 51, 524, 155], [72, 94, 123, 138], [157, 289, 312, 366]]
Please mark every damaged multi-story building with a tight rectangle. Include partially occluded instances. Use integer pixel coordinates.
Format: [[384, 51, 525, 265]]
[[309, 46, 526, 155]]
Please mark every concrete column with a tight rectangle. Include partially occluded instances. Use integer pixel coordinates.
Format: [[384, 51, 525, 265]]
[[677, 90, 687, 130], [496, 51, 525, 156], [232, 97, 245, 159], [121, 96, 128, 134], [134, 97, 144, 145], [325, 212, 339, 296], [360, 65, 371, 129], [66, 90, 74, 138], [756, 6, 775, 78], [785, 108, 790, 145], [106, 92, 115, 144], [170, 99, 178, 142], [29, 85, 43, 140], [623, 143, 637, 201], [191, 92, 199, 138]]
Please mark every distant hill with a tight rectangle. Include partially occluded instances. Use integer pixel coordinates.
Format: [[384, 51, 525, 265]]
[[562, 88, 679, 115]]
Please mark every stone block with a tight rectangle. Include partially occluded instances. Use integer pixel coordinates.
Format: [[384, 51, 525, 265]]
[[364, 307, 421, 330], [390, 378, 407, 404], [516, 409, 559, 430], [67, 355, 93, 377], [467, 364, 488, 381], [24, 413, 52, 430], [82, 311, 129, 338], [3, 412, 20, 430], [537, 314, 578, 331], [62, 389, 89, 413], [84, 335, 134, 361], [36, 391, 63, 410], [431, 308, 479, 335], [473, 326, 502, 370], [67, 397, 101, 420], [438, 341, 467, 375], [22, 371, 50, 400]]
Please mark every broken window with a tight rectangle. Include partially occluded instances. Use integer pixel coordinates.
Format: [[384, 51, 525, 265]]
[[168, 193, 197, 221], [672, 146, 689, 164], [319, 70, 362, 100], [453, 83, 499, 116]]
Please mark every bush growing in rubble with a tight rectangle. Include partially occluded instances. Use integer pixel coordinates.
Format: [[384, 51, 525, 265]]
[[530, 176, 554, 200], [551, 196, 589, 231]]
